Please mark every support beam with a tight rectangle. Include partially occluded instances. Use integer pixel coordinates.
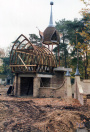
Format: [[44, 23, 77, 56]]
[[10, 65, 36, 67], [18, 55, 27, 69]]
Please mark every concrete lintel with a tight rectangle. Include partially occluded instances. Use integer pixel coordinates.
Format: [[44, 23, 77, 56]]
[[18, 73, 36, 77], [36, 74, 53, 78], [54, 67, 72, 72]]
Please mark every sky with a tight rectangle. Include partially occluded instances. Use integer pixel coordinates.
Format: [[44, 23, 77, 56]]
[[0, 0, 85, 49]]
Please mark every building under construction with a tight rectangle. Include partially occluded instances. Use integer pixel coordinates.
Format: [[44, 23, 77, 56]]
[[10, 2, 72, 98]]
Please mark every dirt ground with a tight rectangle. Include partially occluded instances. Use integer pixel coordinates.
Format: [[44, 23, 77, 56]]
[[0, 86, 90, 132]]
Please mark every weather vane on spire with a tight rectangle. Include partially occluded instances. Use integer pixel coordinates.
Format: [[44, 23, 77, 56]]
[[49, 1, 54, 27]]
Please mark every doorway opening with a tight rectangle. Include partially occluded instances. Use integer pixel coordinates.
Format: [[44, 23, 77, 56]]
[[20, 77, 33, 96]]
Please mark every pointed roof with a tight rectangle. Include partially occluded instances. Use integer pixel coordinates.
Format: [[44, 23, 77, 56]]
[[65, 70, 71, 76], [75, 64, 80, 76], [43, 2, 60, 45], [43, 27, 60, 45]]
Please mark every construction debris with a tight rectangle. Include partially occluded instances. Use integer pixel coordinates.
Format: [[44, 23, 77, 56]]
[[0, 88, 90, 132]]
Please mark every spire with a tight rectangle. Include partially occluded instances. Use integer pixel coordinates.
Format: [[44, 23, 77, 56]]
[[75, 64, 80, 76], [49, 1, 54, 27]]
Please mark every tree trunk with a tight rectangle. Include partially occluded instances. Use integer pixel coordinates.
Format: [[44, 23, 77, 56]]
[[84, 51, 88, 79], [63, 33, 67, 68]]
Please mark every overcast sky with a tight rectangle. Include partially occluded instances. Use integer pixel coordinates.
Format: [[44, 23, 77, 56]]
[[0, 0, 85, 49]]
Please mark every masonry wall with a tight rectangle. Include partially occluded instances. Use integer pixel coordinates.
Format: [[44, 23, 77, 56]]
[[13, 74, 18, 96], [13, 71, 68, 98], [39, 83, 67, 98], [33, 77, 40, 97], [39, 71, 66, 98], [73, 76, 90, 105], [50, 71, 64, 87], [74, 76, 84, 105]]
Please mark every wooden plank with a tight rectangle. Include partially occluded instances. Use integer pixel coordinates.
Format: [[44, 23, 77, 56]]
[[16, 50, 35, 55], [18, 54, 27, 69], [10, 65, 37, 67]]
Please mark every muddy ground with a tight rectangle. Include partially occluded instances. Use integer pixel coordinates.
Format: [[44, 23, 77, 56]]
[[0, 87, 90, 132]]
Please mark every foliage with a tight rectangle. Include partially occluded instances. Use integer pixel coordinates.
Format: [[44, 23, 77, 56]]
[[55, 19, 83, 75], [0, 47, 11, 76], [0, 66, 4, 73], [29, 34, 42, 46], [54, 16, 90, 79], [2, 57, 11, 75], [79, 0, 90, 78]]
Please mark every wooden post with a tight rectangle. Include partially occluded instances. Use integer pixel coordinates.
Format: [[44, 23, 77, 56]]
[[48, 45, 49, 50]]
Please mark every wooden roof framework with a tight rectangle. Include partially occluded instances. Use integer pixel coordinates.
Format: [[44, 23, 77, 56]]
[[10, 34, 57, 73]]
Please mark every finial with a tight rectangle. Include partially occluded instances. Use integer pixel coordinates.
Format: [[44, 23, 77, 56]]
[[50, 1, 54, 5], [65, 70, 71, 77], [49, 1, 54, 27], [75, 64, 80, 76]]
